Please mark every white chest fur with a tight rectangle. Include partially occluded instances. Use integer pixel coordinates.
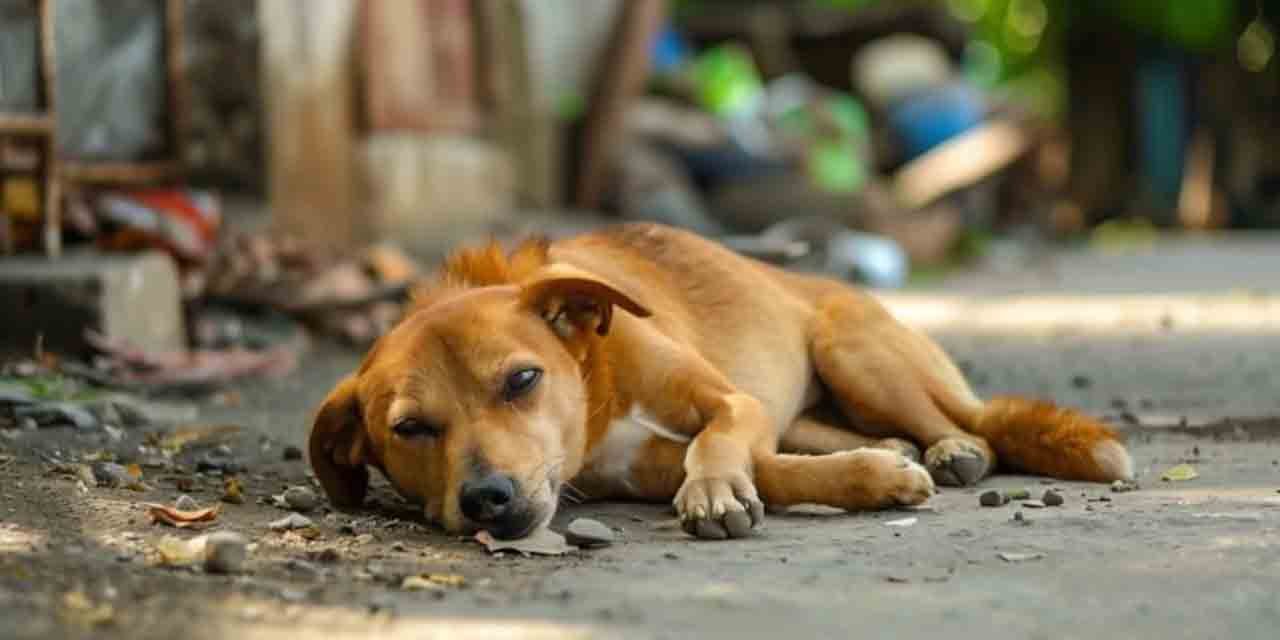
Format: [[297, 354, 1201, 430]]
[[582, 407, 690, 490]]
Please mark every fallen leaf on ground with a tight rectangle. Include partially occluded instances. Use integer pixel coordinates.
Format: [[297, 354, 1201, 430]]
[[475, 528, 574, 557], [998, 552, 1045, 563], [222, 477, 244, 504], [1161, 464, 1199, 482], [146, 503, 221, 529], [155, 424, 242, 454], [154, 534, 208, 566], [401, 573, 466, 591]]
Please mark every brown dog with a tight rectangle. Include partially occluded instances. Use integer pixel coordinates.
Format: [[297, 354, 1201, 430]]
[[309, 224, 1132, 540]]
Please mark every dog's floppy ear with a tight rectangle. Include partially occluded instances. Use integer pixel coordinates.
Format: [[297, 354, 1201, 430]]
[[520, 265, 652, 338], [308, 376, 371, 509]]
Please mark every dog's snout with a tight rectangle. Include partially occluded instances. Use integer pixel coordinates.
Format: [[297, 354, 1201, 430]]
[[459, 473, 516, 523]]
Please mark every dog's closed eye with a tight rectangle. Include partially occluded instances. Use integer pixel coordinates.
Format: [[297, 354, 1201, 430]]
[[392, 417, 443, 439], [502, 367, 542, 402]]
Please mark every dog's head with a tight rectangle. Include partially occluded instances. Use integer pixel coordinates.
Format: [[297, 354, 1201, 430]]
[[308, 261, 650, 538]]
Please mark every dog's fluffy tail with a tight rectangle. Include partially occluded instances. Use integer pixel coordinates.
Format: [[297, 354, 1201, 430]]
[[954, 396, 1134, 482]]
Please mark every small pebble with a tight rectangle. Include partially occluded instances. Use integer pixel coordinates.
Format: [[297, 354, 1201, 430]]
[[979, 490, 1006, 507], [174, 494, 199, 511], [282, 446, 304, 461], [1042, 489, 1064, 507], [269, 513, 314, 531], [565, 518, 615, 548], [18, 417, 38, 431], [391, 541, 407, 552], [91, 462, 132, 488], [1111, 480, 1138, 493], [283, 486, 319, 512], [1012, 511, 1026, 523], [204, 531, 249, 574]]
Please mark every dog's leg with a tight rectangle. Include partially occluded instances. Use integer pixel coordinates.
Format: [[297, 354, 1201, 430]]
[[809, 293, 996, 486], [754, 449, 935, 510], [781, 413, 920, 462]]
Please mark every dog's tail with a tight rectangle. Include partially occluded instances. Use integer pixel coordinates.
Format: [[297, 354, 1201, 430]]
[[948, 395, 1134, 482]]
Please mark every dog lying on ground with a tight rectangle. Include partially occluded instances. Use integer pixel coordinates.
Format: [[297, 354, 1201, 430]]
[[309, 223, 1133, 540]]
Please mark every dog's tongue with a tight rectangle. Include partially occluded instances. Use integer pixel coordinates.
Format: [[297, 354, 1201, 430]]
[[474, 528, 573, 556]]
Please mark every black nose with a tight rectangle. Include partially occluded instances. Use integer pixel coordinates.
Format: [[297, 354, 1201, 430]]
[[459, 473, 516, 523]]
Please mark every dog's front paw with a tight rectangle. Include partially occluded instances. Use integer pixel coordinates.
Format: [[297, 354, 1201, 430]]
[[674, 472, 765, 540]]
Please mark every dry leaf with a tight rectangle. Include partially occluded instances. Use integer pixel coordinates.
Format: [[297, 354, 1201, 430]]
[[221, 477, 244, 504], [146, 503, 221, 529], [1161, 464, 1199, 482], [158, 424, 242, 453], [475, 528, 573, 557], [125, 464, 143, 479]]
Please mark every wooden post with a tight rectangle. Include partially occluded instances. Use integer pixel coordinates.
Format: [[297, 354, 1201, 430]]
[[259, 0, 361, 249], [574, 0, 667, 210], [38, 0, 59, 258]]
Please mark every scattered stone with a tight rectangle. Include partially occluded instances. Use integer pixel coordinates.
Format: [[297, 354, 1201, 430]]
[[998, 552, 1044, 563], [1022, 500, 1046, 509], [979, 490, 1006, 507], [1070, 375, 1091, 389], [390, 541, 407, 552], [18, 417, 38, 431], [1012, 511, 1027, 524], [663, 552, 680, 560], [269, 513, 314, 531], [282, 486, 319, 512], [15, 402, 99, 430], [284, 559, 321, 580], [1042, 489, 1064, 507], [196, 453, 242, 475], [174, 494, 199, 511], [282, 445, 304, 461], [91, 462, 133, 488], [565, 518, 616, 548], [203, 531, 249, 574], [355, 533, 375, 545], [1111, 479, 1139, 493]]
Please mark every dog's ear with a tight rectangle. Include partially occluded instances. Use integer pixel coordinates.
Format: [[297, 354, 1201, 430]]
[[521, 265, 652, 339], [308, 376, 371, 509]]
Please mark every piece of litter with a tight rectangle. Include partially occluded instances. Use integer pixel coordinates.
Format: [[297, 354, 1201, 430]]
[[1161, 464, 1199, 482], [884, 517, 917, 528], [1022, 500, 1046, 509], [998, 552, 1044, 563], [475, 528, 574, 556]]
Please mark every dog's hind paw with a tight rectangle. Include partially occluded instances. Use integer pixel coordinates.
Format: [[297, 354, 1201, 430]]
[[924, 438, 993, 487]]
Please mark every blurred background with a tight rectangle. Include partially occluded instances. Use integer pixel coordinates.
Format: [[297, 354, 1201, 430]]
[[2, 0, 1279, 360]]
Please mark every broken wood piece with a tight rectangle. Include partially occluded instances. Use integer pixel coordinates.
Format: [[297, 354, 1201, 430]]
[[891, 119, 1031, 211]]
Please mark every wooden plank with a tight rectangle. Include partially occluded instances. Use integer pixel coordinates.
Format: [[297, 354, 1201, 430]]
[[474, 0, 558, 208], [60, 161, 184, 184], [574, 0, 666, 209], [361, 0, 476, 133], [259, 0, 361, 249], [37, 0, 59, 257], [0, 114, 54, 135]]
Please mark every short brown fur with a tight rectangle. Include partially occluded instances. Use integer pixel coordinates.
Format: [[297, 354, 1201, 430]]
[[309, 223, 1133, 540]]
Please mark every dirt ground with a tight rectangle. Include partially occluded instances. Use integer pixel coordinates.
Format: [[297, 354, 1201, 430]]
[[4, 238, 1280, 639]]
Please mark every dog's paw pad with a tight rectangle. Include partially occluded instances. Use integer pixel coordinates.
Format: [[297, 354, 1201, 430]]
[[925, 438, 991, 487]]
